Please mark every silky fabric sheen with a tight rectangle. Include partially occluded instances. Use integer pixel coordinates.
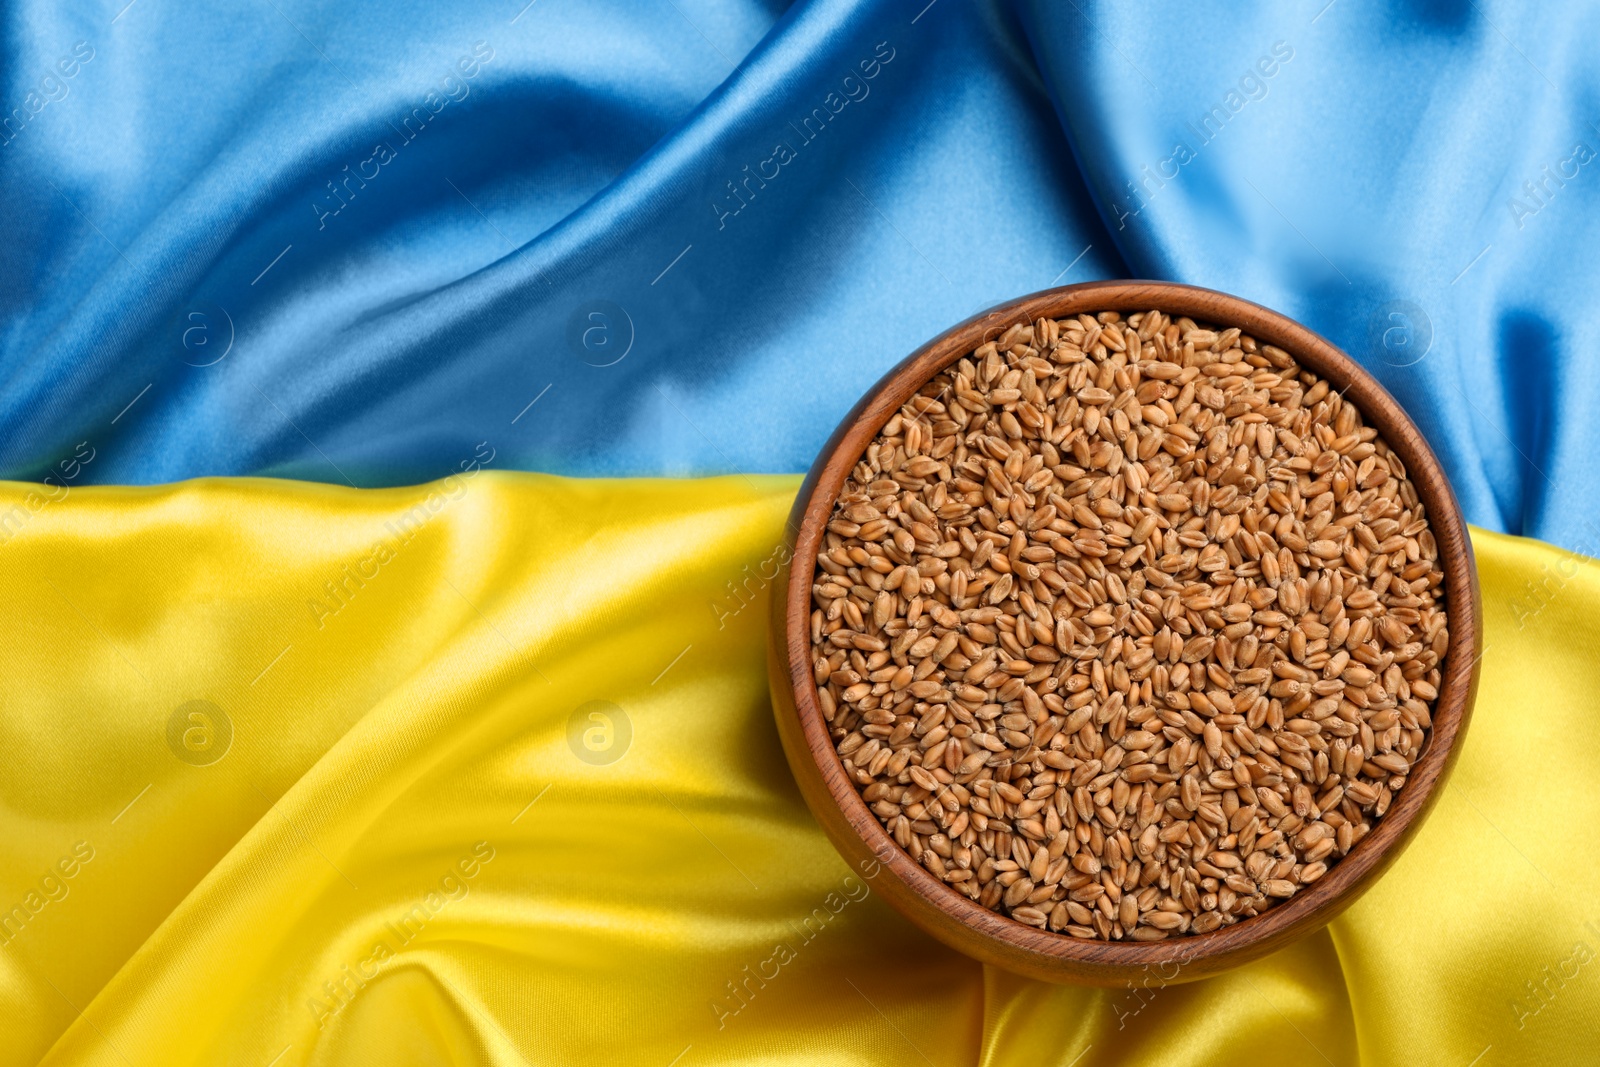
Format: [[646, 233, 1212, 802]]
[[6, 0, 1597, 560], [0, 474, 1592, 1066]]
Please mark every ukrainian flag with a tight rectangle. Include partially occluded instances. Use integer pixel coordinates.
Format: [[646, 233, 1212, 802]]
[[2, 2, 1596, 1065]]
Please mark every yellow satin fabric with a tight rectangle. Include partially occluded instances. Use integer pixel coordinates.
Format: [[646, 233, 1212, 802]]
[[0, 473, 1593, 1066]]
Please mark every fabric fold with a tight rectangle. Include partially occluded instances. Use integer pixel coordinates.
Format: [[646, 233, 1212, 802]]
[[0, 474, 1593, 1066], [6, 1, 1600, 561], [0, 0, 1113, 490]]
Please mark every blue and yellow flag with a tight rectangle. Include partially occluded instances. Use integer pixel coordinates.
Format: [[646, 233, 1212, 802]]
[[3, 1, 1598, 1064]]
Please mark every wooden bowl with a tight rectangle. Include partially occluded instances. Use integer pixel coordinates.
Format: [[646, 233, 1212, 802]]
[[767, 280, 1480, 985]]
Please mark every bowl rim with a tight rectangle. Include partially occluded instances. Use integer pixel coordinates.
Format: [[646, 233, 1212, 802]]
[[775, 279, 1481, 980]]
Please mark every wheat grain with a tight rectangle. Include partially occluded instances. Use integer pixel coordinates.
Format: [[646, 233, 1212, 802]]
[[810, 309, 1449, 941]]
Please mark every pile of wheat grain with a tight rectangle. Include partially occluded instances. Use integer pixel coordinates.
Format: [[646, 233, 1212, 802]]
[[810, 310, 1448, 940]]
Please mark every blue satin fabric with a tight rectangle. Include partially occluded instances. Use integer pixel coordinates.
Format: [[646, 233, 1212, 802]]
[[2, 1, 1595, 551]]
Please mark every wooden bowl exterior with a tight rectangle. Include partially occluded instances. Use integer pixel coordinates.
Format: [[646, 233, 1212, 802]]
[[768, 281, 1481, 985]]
